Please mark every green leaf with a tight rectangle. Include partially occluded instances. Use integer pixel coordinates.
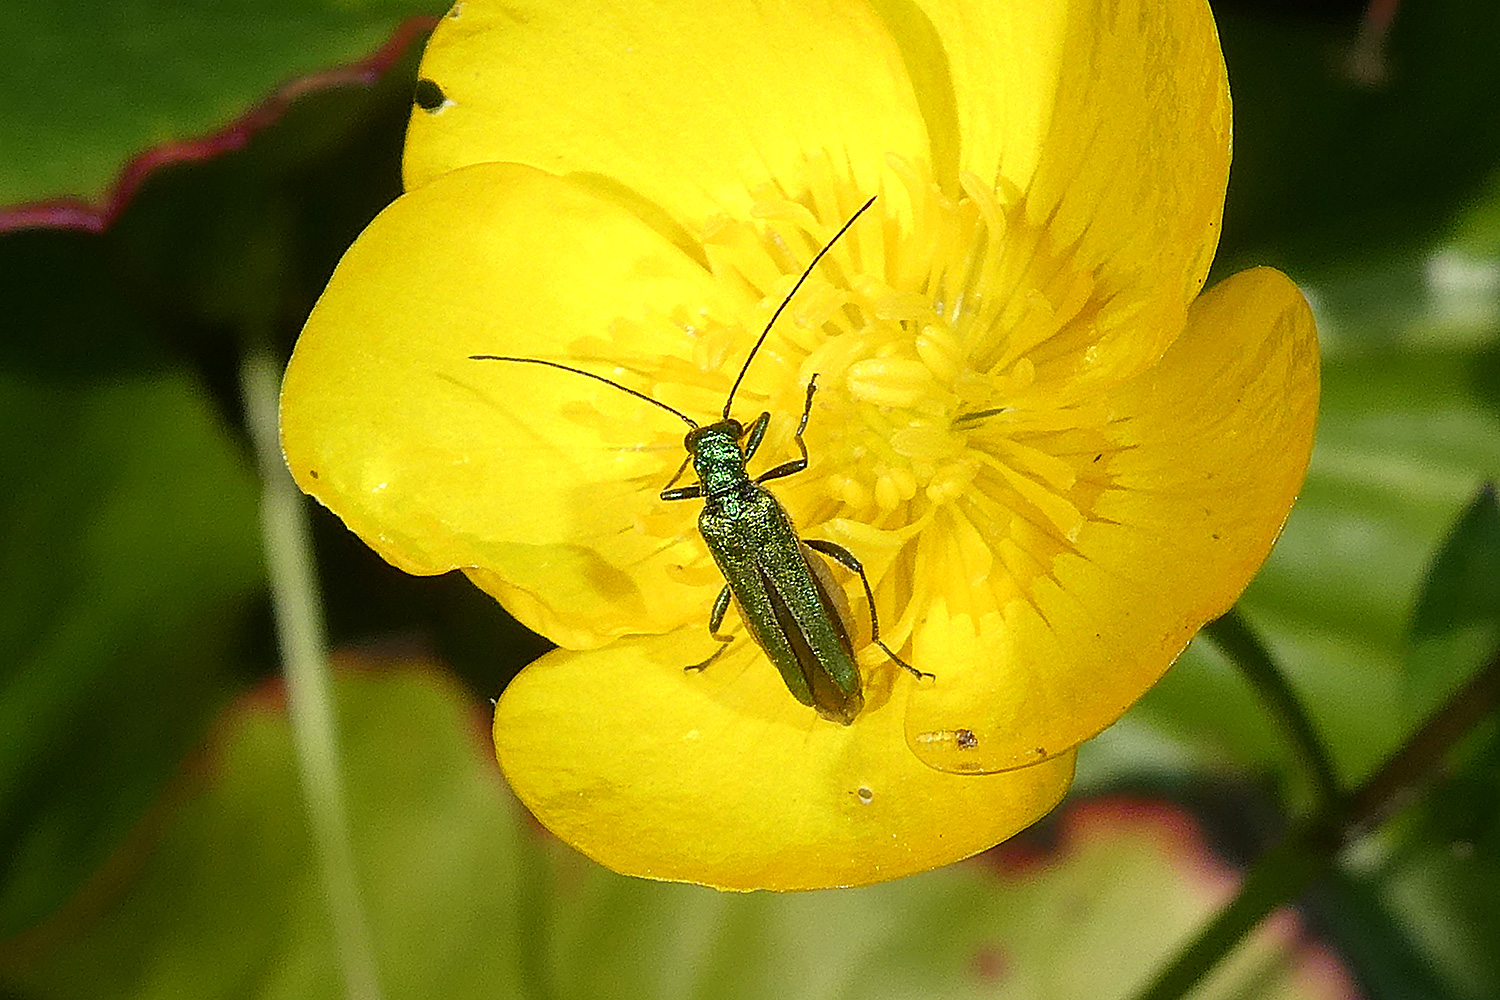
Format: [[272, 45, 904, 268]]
[[1316, 869, 1469, 1000], [0, 0, 446, 212], [101, 47, 424, 333], [1405, 484, 1500, 718], [1215, 0, 1500, 276], [0, 664, 543, 999], [1387, 485, 1500, 999], [0, 229, 263, 938], [1378, 797, 1500, 1000]]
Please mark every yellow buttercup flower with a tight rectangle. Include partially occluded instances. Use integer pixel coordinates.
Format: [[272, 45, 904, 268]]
[[281, 0, 1318, 890]]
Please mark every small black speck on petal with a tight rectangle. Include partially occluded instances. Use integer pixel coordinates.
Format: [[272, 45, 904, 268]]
[[414, 78, 447, 112]]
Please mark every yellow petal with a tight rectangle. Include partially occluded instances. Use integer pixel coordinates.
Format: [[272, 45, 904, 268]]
[[921, 0, 1229, 380], [908, 0, 1068, 196], [495, 630, 1076, 890], [906, 267, 1319, 772], [405, 0, 928, 227], [281, 163, 742, 648]]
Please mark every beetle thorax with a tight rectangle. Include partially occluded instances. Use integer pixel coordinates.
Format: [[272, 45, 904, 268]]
[[687, 421, 749, 496]]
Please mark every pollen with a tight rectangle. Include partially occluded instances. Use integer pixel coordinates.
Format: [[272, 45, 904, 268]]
[[688, 156, 1120, 644]]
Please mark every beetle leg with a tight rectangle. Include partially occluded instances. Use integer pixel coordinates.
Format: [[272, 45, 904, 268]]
[[685, 585, 735, 672], [803, 538, 931, 680], [755, 376, 818, 485], [660, 451, 698, 499], [741, 412, 772, 462]]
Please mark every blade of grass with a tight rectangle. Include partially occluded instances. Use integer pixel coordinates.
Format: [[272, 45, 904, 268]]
[[242, 347, 384, 1000]]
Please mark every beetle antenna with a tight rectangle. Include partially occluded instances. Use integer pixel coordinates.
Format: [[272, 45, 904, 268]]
[[721, 195, 877, 420], [469, 356, 699, 429]]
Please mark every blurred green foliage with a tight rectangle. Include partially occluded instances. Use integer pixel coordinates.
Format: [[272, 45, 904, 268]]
[[1406, 486, 1500, 716], [1214, 0, 1500, 274], [0, 232, 263, 938], [0, 0, 446, 207], [1, 0, 1498, 998], [0, 666, 1371, 1000]]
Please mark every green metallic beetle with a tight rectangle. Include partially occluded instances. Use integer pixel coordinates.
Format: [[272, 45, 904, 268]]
[[473, 196, 924, 724]]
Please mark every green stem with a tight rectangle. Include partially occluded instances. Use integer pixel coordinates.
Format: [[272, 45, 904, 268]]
[[1131, 647, 1500, 1000], [1129, 816, 1337, 1000], [1203, 609, 1343, 806], [242, 348, 385, 1000]]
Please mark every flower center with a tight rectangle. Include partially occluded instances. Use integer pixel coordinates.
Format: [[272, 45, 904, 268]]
[[685, 156, 1122, 635]]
